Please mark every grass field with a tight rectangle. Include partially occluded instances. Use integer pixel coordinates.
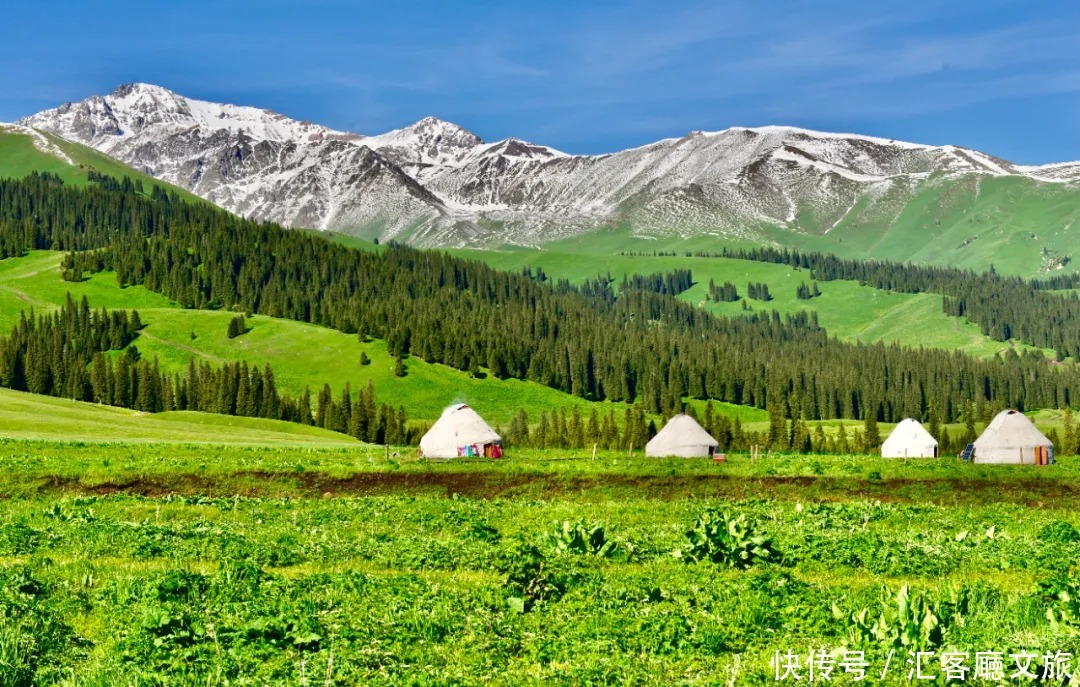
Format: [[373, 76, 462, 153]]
[[3, 437, 1080, 685], [0, 388, 357, 446]]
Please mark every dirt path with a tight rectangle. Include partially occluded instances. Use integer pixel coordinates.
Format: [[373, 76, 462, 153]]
[[24, 470, 1080, 507]]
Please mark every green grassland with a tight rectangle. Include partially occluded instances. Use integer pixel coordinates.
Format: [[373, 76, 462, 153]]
[[804, 175, 1080, 277], [0, 387, 357, 446], [455, 247, 1050, 358], [3, 438, 1080, 685], [0, 126, 204, 203]]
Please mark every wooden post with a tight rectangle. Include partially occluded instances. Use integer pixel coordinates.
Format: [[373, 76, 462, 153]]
[[592, 443, 597, 460], [385, 444, 389, 461], [628, 442, 633, 457]]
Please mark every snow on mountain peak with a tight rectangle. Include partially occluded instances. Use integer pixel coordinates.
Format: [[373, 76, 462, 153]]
[[362, 116, 482, 169], [16, 83, 1078, 247]]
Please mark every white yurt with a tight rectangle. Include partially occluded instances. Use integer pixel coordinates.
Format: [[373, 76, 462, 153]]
[[645, 414, 719, 458], [419, 404, 503, 459], [881, 418, 938, 458], [973, 409, 1054, 465]]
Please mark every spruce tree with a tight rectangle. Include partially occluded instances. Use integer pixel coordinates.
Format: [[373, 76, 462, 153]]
[[507, 409, 530, 447], [1062, 408, 1078, 456], [863, 411, 881, 452]]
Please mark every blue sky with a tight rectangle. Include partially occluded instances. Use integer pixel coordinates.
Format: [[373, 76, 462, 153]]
[[1, 0, 1076, 163]]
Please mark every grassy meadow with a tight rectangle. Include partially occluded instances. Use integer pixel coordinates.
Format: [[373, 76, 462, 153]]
[[3, 436, 1080, 685]]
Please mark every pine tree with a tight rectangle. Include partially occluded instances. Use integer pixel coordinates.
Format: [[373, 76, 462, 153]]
[[568, 406, 584, 449], [767, 402, 788, 451], [792, 417, 812, 453], [836, 422, 850, 454], [963, 401, 977, 445], [227, 314, 246, 339], [507, 409, 530, 447], [927, 402, 942, 445], [863, 410, 881, 452], [298, 387, 313, 426], [1063, 408, 1078, 456], [586, 408, 600, 446], [536, 411, 550, 449]]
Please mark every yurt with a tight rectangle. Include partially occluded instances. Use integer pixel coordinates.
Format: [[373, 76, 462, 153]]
[[645, 414, 719, 458], [419, 404, 503, 459], [881, 418, 938, 458], [972, 409, 1054, 465]]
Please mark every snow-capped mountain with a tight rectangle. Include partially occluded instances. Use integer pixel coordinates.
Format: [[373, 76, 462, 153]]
[[17, 83, 1079, 246]]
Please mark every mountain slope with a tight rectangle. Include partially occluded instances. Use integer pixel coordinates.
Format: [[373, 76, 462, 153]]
[[18, 83, 1079, 268], [0, 122, 206, 203]]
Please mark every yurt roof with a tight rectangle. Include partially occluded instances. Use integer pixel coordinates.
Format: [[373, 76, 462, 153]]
[[646, 414, 718, 449], [973, 409, 1051, 449], [881, 418, 938, 448], [421, 404, 501, 446]]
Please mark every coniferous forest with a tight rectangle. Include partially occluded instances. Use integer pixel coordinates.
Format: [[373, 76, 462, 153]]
[[2, 172, 1080, 432]]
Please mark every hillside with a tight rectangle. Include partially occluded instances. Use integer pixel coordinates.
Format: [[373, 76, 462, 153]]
[[454, 246, 1052, 358], [0, 386, 357, 444], [17, 83, 1079, 275], [0, 123, 204, 202], [2, 175, 1079, 442], [3, 247, 1061, 435], [0, 251, 652, 425]]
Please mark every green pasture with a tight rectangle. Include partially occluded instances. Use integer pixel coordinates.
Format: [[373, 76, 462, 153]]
[[3, 437, 1080, 684]]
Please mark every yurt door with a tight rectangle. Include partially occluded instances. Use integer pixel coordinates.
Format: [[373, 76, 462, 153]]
[[1035, 446, 1047, 466]]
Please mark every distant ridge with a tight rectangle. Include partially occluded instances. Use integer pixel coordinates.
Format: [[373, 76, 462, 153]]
[[15, 82, 1080, 255]]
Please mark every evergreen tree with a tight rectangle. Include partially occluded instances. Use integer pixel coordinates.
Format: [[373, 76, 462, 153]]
[[568, 406, 585, 449], [227, 315, 246, 339], [792, 417, 812, 453], [767, 402, 789, 451], [1063, 408, 1078, 456], [507, 409, 530, 447], [863, 410, 881, 452], [963, 401, 977, 445], [585, 408, 600, 447], [836, 422, 850, 454], [298, 387, 313, 426]]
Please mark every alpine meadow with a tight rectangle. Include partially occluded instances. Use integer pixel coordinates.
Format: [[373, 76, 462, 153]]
[[2, 3, 1080, 684]]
